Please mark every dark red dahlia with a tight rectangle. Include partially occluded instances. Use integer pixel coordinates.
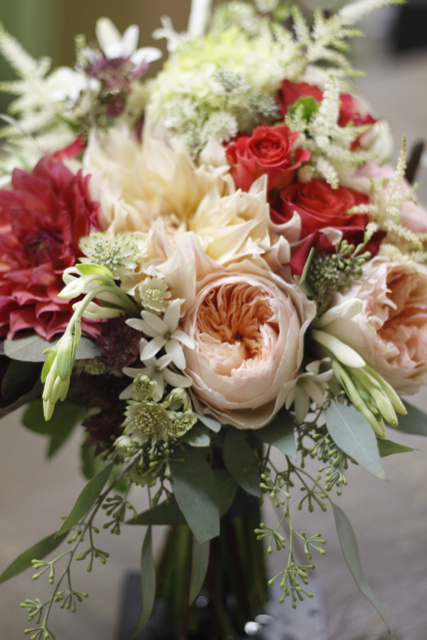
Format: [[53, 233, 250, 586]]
[[0, 155, 101, 340]]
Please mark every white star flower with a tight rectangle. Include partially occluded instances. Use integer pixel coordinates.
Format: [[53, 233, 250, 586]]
[[126, 299, 195, 370], [284, 359, 334, 424], [120, 340, 192, 402], [96, 17, 161, 65]]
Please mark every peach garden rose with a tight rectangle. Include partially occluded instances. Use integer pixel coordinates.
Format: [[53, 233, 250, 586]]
[[327, 257, 427, 394], [182, 261, 316, 428]]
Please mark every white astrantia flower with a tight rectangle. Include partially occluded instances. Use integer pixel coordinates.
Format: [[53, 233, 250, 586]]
[[284, 359, 333, 423], [96, 17, 161, 65], [79, 231, 151, 281], [134, 276, 172, 314], [126, 299, 195, 369]]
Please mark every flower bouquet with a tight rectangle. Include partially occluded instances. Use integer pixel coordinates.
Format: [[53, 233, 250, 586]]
[[0, 0, 426, 638]]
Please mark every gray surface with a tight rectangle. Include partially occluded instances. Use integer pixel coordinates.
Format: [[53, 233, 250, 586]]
[[1, 52, 427, 640]]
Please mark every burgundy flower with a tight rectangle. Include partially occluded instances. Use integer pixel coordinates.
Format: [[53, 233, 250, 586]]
[[289, 227, 386, 277], [0, 155, 101, 340], [225, 124, 310, 192], [96, 317, 141, 369]]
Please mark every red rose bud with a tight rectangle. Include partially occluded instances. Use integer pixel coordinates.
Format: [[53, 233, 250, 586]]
[[273, 179, 369, 239], [225, 124, 310, 193]]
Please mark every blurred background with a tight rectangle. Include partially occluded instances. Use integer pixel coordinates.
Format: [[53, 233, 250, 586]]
[[1, 1, 427, 639]]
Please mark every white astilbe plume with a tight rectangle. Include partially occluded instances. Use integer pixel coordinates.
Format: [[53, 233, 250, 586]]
[[286, 75, 374, 187], [290, 0, 404, 81], [361, 139, 427, 259], [0, 24, 81, 172]]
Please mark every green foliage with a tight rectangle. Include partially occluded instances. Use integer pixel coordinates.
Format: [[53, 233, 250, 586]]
[[181, 422, 211, 447], [130, 527, 156, 640], [331, 501, 390, 631], [23, 399, 86, 458], [377, 438, 414, 457], [393, 401, 427, 436], [4, 333, 100, 362], [57, 463, 113, 536], [256, 408, 297, 459], [289, 96, 320, 122], [326, 402, 384, 478], [0, 532, 68, 585], [80, 445, 128, 492], [195, 412, 221, 432], [223, 429, 261, 497], [127, 496, 187, 526], [189, 537, 210, 605], [170, 447, 220, 543]]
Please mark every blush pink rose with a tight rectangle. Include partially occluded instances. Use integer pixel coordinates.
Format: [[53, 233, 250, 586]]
[[182, 261, 315, 428], [357, 161, 427, 234], [328, 257, 427, 394]]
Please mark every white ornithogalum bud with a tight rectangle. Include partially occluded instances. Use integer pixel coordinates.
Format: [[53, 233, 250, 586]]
[[316, 299, 363, 328], [312, 329, 366, 368], [73, 300, 122, 320], [59, 271, 102, 299]]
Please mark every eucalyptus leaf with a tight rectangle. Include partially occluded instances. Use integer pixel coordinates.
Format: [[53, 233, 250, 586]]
[[196, 413, 221, 433], [80, 445, 128, 492], [223, 429, 261, 497], [257, 409, 296, 459], [129, 526, 156, 639], [170, 447, 219, 543], [377, 439, 414, 458], [181, 423, 211, 447], [393, 401, 427, 436], [126, 497, 186, 526], [22, 399, 87, 458], [4, 334, 100, 362], [57, 463, 113, 536], [0, 531, 68, 584], [213, 469, 237, 516], [189, 537, 210, 605], [1, 360, 42, 401], [331, 501, 390, 631], [326, 402, 384, 479]]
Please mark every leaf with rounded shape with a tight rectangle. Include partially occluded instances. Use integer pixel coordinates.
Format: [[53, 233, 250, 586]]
[[0, 531, 68, 584], [196, 412, 221, 432], [331, 501, 390, 632], [181, 423, 211, 447], [170, 447, 219, 543], [126, 497, 186, 526], [57, 463, 113, 536], [326, 402, 384, 478], [223, 429, 261, 497], [257, 408, 296, 459], [3, 334, 100, 362]]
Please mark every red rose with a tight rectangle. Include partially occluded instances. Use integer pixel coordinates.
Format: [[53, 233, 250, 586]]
[[0, 155, 101, 340], [225, 124, 310, 192], [278, 80, 377, 149], [278, 80, 323, 115], [272, 179, 369, 238]]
